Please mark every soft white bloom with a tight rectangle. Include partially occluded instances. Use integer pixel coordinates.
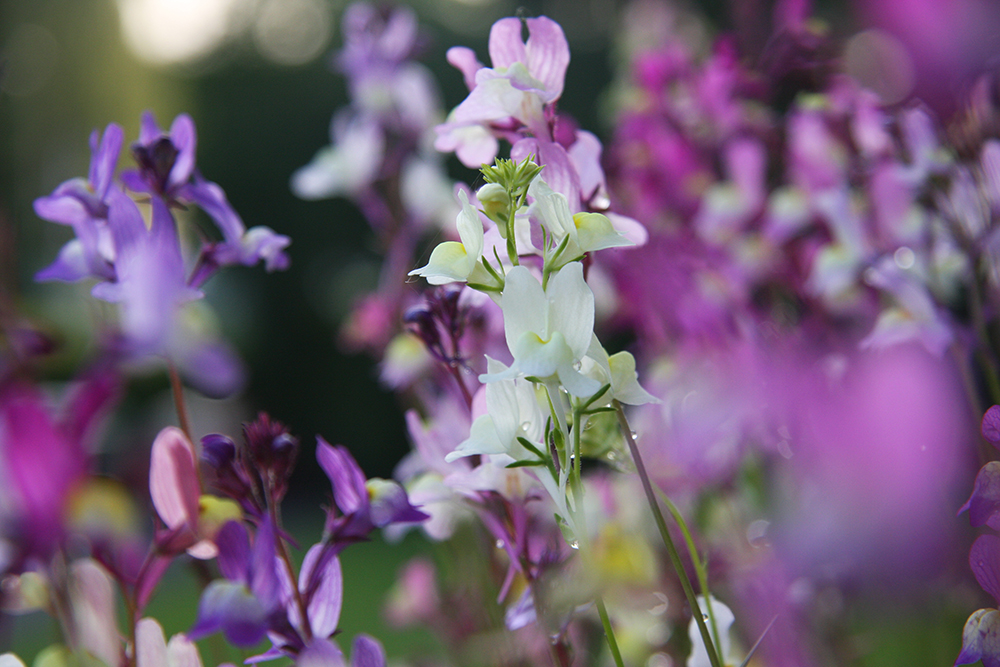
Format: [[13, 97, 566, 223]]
[[581, 337, 658, 406], [481, 263, 600, 397], [528, 178, 632, 262], [291, 112, 384, 200], [409, 191, 489, 285], [446, 357, 545, 461]]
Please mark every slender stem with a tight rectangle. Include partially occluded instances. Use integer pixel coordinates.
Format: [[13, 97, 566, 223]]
[[167, 361, 193, 443], [597, 598, 625, 667], [661, 492, 722, 658], [265, 487, 312, 643], [613, 400, 723, 667], [448, 363, 474, 411]]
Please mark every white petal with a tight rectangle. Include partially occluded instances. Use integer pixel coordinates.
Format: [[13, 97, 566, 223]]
[[410, 242, 471, 285], [546, 262, 594, 360], [501, 267, 548, 353]]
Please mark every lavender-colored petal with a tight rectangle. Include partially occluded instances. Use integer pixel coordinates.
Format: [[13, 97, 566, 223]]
[[241, 226, 291, 271], [504, 588, 537, 631], [983, 405, 1000, 446], [90, 124, 125, 199], [366, 479, 429, 527], [447, 46, 482, 91], [351, 635, 386, 667], [296, 638, 346, 667], [249, 517, 282, 612], [956, 608, 1000, 667], [512, 138, 580, 212], [149, 426, 201, 532], [972, 534, 1000, 605], [296, 544, 343, 639], [488, 18, 528, 73], [522, 17, 570, 101], [138, 110, 162, 146], [316, 439, 369, 515], [119, 169, 151, 195], [488, 17, 569, 101], [188, 580, 268, 648], [36, 240, 90, 283], [960, 462, 1000, 530], [176, 341, 246, 400], [34, 192, 88, 226], [168, 114, 197, 189], [181, 178, 245, 247], [216, 521, 251, 582]]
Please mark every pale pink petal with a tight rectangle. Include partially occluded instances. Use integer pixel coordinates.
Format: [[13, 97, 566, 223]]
[[149, 427, 201, 530]]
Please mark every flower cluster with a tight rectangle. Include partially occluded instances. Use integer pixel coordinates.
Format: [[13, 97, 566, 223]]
[[6, 1, 1000, 666]]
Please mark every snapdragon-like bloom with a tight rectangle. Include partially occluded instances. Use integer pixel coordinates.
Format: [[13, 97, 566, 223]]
[[481, 263, 600, 397], [527, 178, 632, 267], [188, 519, 284, 648], [446, 357, 546, 462], [149, 427, 241, 559], [436, 16, 569, 167], [34, 123, 123, 284], [316, 439, 428, 543], [408, 191, 489, 285]]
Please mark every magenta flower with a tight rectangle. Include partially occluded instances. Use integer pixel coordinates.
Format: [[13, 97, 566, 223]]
[[0, 366, 120, 566]]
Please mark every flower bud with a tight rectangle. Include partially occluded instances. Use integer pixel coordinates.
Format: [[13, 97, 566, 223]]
[[477, 183, 510, 227]]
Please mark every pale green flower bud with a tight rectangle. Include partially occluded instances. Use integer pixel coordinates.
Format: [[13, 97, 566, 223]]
[[477, 183, 510, 228]]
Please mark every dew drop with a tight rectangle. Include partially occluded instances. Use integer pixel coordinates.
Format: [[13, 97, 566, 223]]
[[496, 539, 505, 549], [569, 540, 580, 550], [702, 613, 710, 621]]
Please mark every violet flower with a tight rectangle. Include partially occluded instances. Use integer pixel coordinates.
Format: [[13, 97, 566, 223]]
[[957, 534, 1000, 667], [188, 518, 284, 648], [316, 438, 428, 544], [35, 123, 123, 284], [436, 16, 570, 167], [119, 110, 289, 281]]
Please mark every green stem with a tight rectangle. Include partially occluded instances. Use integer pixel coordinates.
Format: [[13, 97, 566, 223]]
[[613, 400, 723, 667], [597, 598, 625, 667], [661, 492, 722, 660]]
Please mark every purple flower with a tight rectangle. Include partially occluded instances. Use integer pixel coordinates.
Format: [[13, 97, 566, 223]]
[[316, 438, 428, 543], [188, 519, 284, 648], [296, 634, 386, 667], [119, 110, 290, 281], [435, 16, 570, 167], [957, 534, 1000, 667], [122, 111, 197, 201], [35, 123, 123, 283]]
